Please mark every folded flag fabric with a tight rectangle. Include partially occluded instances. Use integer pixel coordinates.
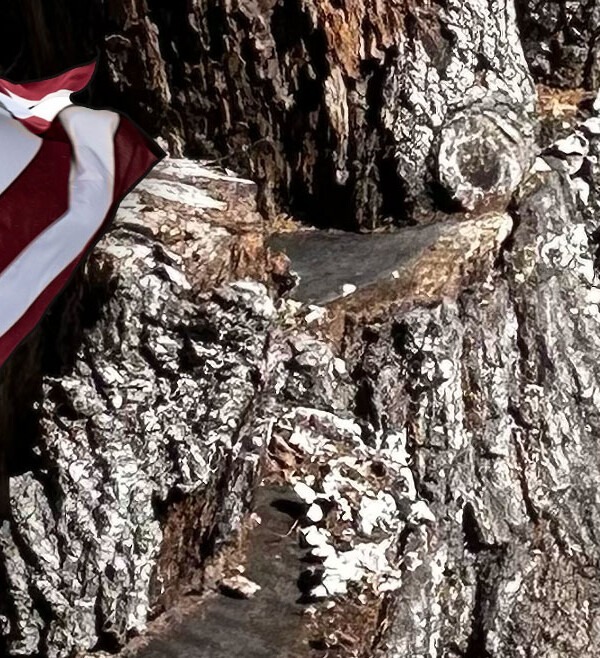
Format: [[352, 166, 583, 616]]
[[0, 61, 165, 370]]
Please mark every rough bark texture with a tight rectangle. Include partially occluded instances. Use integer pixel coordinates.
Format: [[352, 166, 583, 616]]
[[111, 0, 538, 228], [517, 0, 600, 89], [0, 0, 537, 229], [125, 0, 536, 228], [0, 162, 287, 657], [1, 1, 600, 658], [354, 168, 600, 657]]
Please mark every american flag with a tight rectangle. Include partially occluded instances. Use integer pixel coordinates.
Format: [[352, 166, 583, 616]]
[[0, 61, 164, 370]]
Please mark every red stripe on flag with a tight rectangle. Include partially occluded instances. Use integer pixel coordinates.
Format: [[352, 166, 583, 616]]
[[14, 115, 53, 135], [0, 138, 71, 272], [0, 62, 96, 102], [0, 115, 164, 368]]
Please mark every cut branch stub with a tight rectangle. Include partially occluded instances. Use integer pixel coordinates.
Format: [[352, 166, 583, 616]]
[[437, 99, 537, 212]]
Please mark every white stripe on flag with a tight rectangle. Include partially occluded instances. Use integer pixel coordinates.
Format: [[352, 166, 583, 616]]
[[0, 106, 120, 336], [0, 89, 73, 122], [0, 109, 42, 194]]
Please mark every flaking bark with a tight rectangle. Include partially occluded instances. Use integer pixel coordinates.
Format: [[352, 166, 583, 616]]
[[1, 1, 600, 657], [1, 0, 537, 229]]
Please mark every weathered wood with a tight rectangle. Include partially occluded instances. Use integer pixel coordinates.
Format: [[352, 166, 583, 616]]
[[93, 0, 537, 228], [0, 1, 600, 657], [0, 1, 538, 229]]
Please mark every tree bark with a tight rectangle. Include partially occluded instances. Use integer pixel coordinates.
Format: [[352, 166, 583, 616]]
[[516, 0, 600, 90], [1, 1, 600, 657], [94, 0, 537, 229], [0, 0, 538, 229], [0, 160, 287, 657]]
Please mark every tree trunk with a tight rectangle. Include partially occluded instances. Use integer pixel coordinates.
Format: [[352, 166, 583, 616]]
[[0, 0, 538, 229], [0, 159, 288, 657], [1, 1, 600, 657], [95, 0, 538, 229], [516, 0, 600, 90]]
